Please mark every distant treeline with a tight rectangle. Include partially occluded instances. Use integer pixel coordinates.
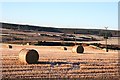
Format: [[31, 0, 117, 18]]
[[1, 22, 61, 33], [0, 22, 119, 37]]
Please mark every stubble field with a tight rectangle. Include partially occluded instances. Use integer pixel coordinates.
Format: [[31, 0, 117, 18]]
[[1, 43, 120, 80]]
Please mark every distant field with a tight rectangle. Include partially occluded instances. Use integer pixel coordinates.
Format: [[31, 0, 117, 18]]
[[81, 37, 119, 45], [1, 43, 119, 79]]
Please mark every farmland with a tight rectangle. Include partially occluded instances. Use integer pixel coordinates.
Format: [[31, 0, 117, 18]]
[[1, 43, 119, 79], [0, 22, 120, 79]]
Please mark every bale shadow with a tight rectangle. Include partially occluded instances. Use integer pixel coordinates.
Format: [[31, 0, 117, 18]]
[[34, 61, 86, 68], [35, 61, 84, 70], [36, 61, 70, 65]]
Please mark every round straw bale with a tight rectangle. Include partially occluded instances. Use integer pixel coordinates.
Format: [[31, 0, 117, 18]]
[[61, 47, 67, 50], [8, 45, 12, 49], [26, 43, 30, 45], [72, 45, 84, 53], [19, 49, 39, 64]]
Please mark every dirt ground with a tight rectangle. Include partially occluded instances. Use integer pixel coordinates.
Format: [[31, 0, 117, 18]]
[[0, 43, 120, 79]]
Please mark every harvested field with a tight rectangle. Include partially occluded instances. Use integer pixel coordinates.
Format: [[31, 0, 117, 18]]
[[1, 43, 120, 79]]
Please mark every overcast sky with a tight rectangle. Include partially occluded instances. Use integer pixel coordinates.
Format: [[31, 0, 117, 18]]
[[1, 1, 118, 30]]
